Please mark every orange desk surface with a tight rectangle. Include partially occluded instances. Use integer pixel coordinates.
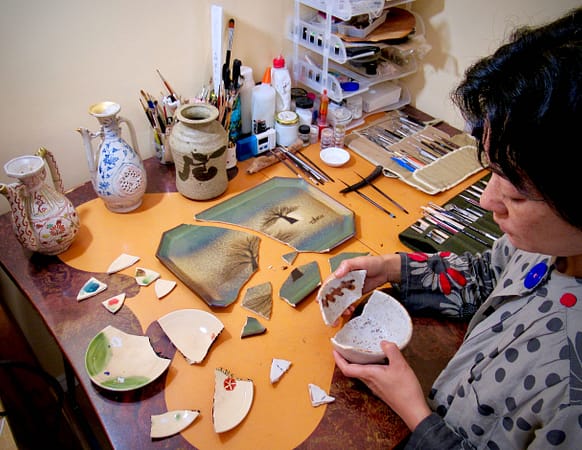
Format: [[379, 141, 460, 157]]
[[58, 133, 484, 449]]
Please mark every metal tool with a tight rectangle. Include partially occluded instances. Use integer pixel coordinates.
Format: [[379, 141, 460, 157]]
[[338, 179, 396, 218], [353, 171, 409, 214]]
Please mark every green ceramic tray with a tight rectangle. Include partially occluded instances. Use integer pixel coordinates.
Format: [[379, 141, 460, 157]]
[[156, 224, 260, 307], [196, 177, 355, 252]]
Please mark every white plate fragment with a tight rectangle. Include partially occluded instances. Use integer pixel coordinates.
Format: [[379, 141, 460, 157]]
[[308, 383, 335, 407], [77, 277, 107, 301], [213, 368, 254, 433], [135, 267, 160, 286], [150, 409, 200, 439], [155, 279, 177, 299], [270, 358, 292, 384], [107, 253, 140, 274], [102, 293, 126, 313]]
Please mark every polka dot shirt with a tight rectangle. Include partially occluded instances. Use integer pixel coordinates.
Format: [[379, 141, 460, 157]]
[[399, 235, 582, 449]]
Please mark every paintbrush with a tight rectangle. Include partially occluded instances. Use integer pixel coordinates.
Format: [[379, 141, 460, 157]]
[[222, 18, 235, 90]]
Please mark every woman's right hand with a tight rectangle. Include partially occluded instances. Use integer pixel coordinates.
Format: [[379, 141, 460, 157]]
[[333, 253, 402, 294]]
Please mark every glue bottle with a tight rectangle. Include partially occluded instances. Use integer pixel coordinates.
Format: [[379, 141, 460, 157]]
[[251, 67, 276, 134], [318, 89, 329, 126], [271, 55, 292, 113], [238, 65, 255, 135]]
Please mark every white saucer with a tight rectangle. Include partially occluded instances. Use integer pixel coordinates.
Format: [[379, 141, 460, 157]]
[[320, 147, 350, 167]]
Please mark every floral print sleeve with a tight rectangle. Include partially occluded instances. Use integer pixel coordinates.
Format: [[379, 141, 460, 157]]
[[396, 236, 510, 320]]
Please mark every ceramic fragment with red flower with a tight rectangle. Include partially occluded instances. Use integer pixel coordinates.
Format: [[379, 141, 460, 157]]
[[212, 368, 254, 433]]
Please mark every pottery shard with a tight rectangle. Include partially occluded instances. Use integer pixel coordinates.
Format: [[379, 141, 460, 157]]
[[317, 269, 366, 326]]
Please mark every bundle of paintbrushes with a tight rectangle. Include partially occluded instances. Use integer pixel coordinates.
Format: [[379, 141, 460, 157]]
[[139, 70, 182, 164], [196, 74, 241, 145]]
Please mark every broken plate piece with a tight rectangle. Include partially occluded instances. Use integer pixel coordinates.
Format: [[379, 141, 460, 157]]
[[155, 279, 177, 299], [77, 277, 107, 301], [150, 409, 200, 439], [107, 253, 140, 274], [135, 267, 160, 286], [156, 224, 261, 308], [241, 282, 273, 319], [279, 261, 321, 307], [84, 325, 171, 391], [281, 251, 297, 265], [213, 368, 254, 433], [331, 290, 413, 364], [157, 309, 224, 364], [308, 383, 335, 407], [102, 293, 126, 313], [195, 177, 355, 252], [317, 269, 367, 326], [241, 317, 266, 338], [270, 358, 292, 384]]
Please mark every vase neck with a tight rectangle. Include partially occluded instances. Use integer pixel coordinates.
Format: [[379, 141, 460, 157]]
[[98, 116, 121, 139]]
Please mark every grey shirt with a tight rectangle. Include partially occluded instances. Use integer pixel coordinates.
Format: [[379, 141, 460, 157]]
[[397, 235, 582, 449]]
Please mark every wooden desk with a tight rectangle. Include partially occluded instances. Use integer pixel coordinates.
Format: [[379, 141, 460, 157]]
[[0, 109, 478, 449]]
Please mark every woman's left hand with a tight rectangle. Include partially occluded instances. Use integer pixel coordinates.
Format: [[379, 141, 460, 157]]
[[333, 341, 432, 431]]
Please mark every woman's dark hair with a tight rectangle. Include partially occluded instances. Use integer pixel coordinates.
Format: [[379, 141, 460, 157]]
[[452, 7, 582, 228]]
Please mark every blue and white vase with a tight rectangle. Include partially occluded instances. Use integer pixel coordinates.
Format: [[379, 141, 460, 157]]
[[77, 101, 147, 213]]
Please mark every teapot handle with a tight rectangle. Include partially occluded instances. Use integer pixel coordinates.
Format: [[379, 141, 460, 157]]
[[118, 116, 141, 157], [36, 147, 65, 194]]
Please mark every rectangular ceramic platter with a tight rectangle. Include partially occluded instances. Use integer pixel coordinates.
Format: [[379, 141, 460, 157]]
[[196, 177, 355, 252]]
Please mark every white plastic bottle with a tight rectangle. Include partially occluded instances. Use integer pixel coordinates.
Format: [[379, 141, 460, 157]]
[[271, 55, 291, 113], [238, 65, 255, 135], [251, 67, 276, 134]]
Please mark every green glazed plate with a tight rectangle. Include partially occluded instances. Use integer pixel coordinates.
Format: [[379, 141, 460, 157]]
[[85, 325, 171, 392]]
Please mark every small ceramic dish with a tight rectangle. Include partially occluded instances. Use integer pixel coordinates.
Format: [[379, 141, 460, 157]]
[[320, 147, 351, 167], [331, 290, 413, 364], [85, 325, 171, 391], [157, 309, 224, 364]]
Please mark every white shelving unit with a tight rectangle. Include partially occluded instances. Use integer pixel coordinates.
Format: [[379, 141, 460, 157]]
[[291, 0, 423, 110]]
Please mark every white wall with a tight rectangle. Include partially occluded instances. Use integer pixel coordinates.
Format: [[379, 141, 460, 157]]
[[0, 0, 293, 215], [0, 0, 578, 219], [410, 0, 580, 131]]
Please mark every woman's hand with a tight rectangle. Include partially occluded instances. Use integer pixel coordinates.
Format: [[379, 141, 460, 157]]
[[333, 254, 402, 294], [333, 341, 431, 432]]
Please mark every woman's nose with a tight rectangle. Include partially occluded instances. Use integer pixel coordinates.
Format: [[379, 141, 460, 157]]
[[479, 173, 504, 214]]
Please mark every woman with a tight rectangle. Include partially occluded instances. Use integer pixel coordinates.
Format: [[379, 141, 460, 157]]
[[332, 8, 582, 449]]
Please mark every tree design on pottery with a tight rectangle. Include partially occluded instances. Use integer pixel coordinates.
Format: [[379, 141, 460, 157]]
[[262, 205, 299, 226], [178, 146, 227, 182]]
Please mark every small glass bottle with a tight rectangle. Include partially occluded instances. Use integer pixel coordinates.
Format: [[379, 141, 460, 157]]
[[333, 124, 346, 148], [320, 127, 334, 150], [298, 124, 311, 147]]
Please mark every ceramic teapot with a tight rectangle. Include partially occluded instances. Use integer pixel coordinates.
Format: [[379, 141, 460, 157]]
[[77, 101, 147, 213], [0, 147, 80, 255]]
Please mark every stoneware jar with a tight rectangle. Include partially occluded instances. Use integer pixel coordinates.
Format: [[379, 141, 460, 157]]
[[169, 103, 228, 200], [0, 147, 80, 255]]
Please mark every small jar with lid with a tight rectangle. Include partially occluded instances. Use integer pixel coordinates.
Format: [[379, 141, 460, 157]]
[[275, 111, 299, 147], [294, 96, 314, 126], [298, 124, 311, 147]]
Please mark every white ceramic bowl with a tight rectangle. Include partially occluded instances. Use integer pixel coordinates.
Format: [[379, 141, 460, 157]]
[[331, 290, 413, 364], [320, 147, 351, 167]]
